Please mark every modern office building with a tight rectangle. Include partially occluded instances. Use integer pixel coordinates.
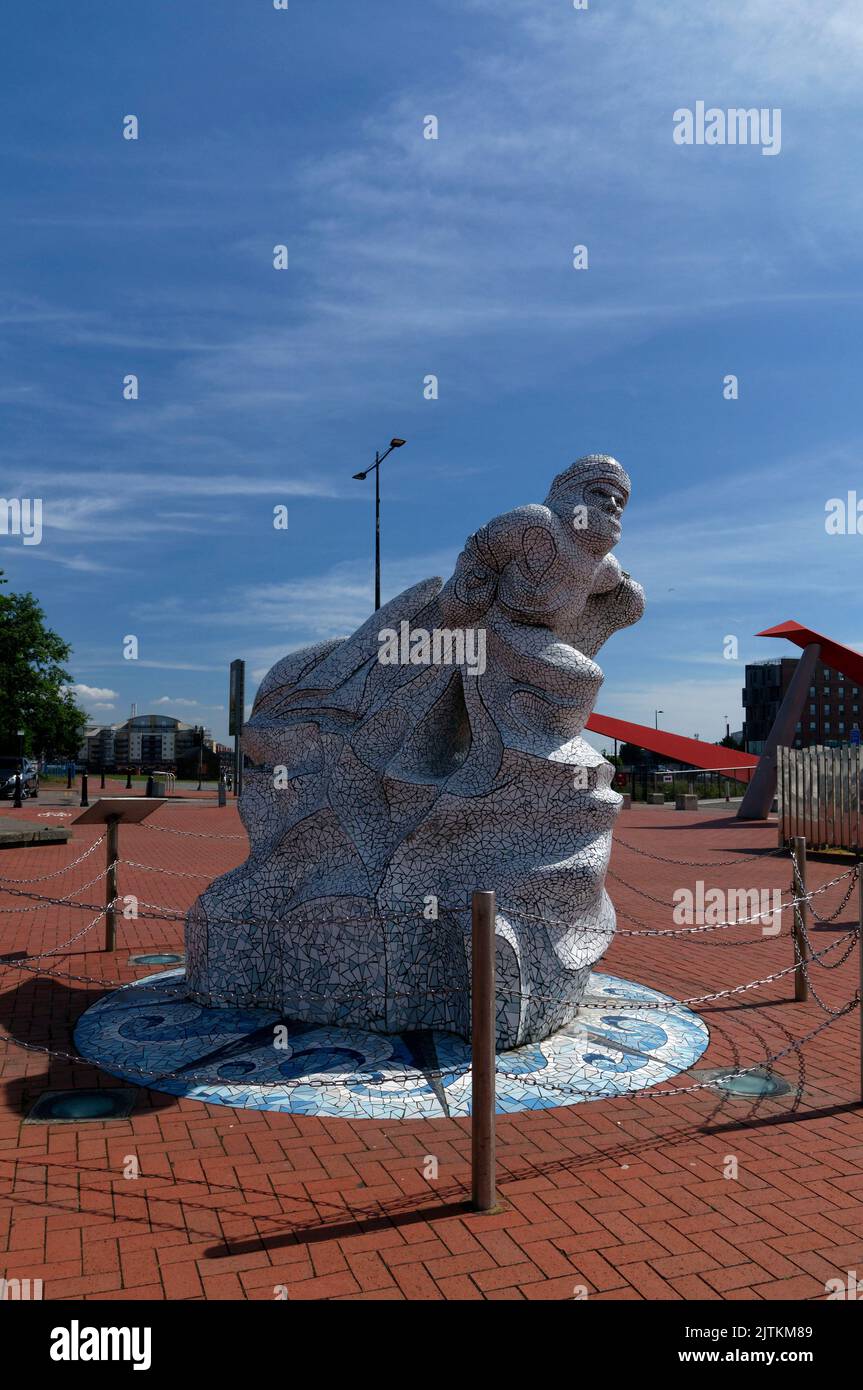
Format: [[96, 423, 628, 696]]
[[742, 658, 862, 754], [79, 714, 214, 770]]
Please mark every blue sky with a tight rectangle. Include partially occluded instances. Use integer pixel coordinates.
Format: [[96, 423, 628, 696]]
[[2, 0, 862, 747]]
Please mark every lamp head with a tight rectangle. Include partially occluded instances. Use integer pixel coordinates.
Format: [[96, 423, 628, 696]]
[[352, 471, 368, 481], [390, 438, 406, 448]]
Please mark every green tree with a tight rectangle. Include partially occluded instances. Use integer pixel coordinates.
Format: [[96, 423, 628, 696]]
[[718, 733, 743, 750], [0, 570, 88, 758]]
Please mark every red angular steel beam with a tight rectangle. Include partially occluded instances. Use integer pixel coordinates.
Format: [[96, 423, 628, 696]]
[[585, 713, 758, 780], [757, 620, 863, 687]]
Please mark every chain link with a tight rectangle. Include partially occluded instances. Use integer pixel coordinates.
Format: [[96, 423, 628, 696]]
[[0, 834, 105, 885]]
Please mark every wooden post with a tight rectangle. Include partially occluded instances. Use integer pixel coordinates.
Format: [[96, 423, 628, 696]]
[[471, 889, 497, 1212], [105, 814, 119, 952], [791, 835, 808, 1002]]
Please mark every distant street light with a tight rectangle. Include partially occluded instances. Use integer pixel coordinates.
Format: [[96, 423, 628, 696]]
[[654, 709, 663, 730], [352, 438, 407, 611]]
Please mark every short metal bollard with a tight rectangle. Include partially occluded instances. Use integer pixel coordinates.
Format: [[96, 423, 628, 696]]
[[125, 768, 132, 790], [13, 773, 22, 809], [471, 889, 497, 1213], [79, 771, 89, 808], [218, 778, 227, 807], [859, 861, 863, 1104], [791, 835, 808, 1003]]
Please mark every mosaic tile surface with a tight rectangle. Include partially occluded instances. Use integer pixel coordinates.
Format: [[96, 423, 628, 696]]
[[185, 457, 646, 1048], [73, 969, 708, 1119]]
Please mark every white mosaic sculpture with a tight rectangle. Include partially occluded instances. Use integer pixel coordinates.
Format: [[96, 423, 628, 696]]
[[186, 455, 645, 1048]]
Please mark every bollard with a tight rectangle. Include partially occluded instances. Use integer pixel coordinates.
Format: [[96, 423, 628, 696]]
[[125, 768, 132, 790], [145, 774, 154, 798], [858, 860, 863, 1104], [105, 814, 119, 951], [13, 773, 22, 809], [100, 768, 106, 790], [791, 835, 808, 1003], [79, 771, 89, 808], [471, 889, 497, 1212], [218, 778, 227, 807], [66, 764, 73, 790]]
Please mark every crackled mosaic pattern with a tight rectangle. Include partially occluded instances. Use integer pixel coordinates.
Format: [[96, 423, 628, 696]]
[[74, 970, 708, 1119], [186, 456, 645, 1048]]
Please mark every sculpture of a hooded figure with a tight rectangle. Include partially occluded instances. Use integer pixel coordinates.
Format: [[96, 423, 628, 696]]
[[186, 455, 645, 1048]]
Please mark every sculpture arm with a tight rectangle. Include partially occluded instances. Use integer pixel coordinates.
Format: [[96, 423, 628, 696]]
[[563, 557, 645, 658]]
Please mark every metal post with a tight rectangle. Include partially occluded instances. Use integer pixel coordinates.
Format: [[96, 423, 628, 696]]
[[125, 767, 132, 790], [471, 889, 497, 1212], [858, 860, 863, 1104], [374, 451, 381, 611], [233, 735, 243, 800], [100, 763, 106, 790], [66, 762, 73, 790], [105, 814, 119, 951], [80, 770, 89, 808], [791, 835, 809, 1002], [218, 777, 227, 807], [13, 773, 22, 809]]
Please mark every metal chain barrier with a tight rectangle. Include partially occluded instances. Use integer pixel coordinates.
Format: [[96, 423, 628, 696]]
[[141, 823, 246, 841], [611, 834, 788, 869], [0, 865, 112, 914], [0, 834, 105, 885], [0, 988, 855, 1101]]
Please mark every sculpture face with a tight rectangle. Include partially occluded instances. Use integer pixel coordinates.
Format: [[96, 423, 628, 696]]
[[549, 474, 629, 556], [185, 458, 645, 1051]]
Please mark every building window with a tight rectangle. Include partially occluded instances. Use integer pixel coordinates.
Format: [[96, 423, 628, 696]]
[[825, 721, 831, 733], [810, 721, 816, 731], [839, 722, 846, 733], [810, 704, 816, 714]]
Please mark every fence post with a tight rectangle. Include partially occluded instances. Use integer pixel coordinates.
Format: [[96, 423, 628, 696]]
[[858, 860, 863, 1105], [105, 814, 119, 951], [471, 889, 497, 1212], [791, 835, 809, 1003]]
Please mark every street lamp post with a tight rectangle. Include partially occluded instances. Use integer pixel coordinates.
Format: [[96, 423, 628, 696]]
[[654, 709, 663, 730], [353, 438, 406, 611], [13, 729, 24, 809]]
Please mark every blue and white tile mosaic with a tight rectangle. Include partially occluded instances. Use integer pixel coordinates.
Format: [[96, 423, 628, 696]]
[[74, 969, 708, 1120]]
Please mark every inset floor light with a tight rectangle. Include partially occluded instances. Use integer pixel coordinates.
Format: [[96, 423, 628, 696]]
[[128, 952, 185, 967], [25, 1089, 137, 1124], [702, 1067, 791, 1099]]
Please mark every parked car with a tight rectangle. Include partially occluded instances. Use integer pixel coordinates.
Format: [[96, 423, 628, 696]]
[[0, 757, 40, 800]]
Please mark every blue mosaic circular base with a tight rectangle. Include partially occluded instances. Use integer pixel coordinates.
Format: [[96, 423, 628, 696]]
[[73, 970, 708, 1120]]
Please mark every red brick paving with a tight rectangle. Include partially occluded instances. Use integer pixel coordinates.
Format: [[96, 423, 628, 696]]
[[1, 790, 862, 1300]]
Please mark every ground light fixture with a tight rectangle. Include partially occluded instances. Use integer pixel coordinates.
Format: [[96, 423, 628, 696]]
[[25, 1089, 138, 1124], [698, 1067, 792, 1099], [128, 952, 185, 966]]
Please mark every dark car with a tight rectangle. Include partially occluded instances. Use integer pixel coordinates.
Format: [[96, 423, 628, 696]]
[[0, 757, 39, 800]]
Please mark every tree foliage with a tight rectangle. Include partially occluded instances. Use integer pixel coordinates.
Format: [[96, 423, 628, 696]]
[[0, 570, 87, 757]]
